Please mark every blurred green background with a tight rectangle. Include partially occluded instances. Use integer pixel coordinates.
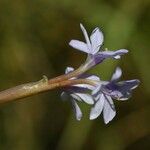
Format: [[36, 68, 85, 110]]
[[0, 0, 149, 150]]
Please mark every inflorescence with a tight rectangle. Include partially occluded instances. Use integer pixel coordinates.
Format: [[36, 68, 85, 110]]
[[61, 23, 140, 124]]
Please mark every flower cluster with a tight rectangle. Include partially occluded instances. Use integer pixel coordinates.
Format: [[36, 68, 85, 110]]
[[61, 24, 140, 124]]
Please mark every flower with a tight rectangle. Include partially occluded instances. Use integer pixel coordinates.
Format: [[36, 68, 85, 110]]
[[69, 23, 104, 55], [90, 67, 140, 124], [61, 67, 100, 121], [69, 24, 128, 67]]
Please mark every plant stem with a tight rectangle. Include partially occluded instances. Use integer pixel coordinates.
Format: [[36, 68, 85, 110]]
[[0, 76, 95, 104], [49, 61, 91, 84], [0, 58, 95, 104]]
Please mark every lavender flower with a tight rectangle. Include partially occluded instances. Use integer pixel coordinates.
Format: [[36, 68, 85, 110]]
[[61, 67, 100, 120], [59, 24, 140, 123], [90, 67, 140, 124], [69, 24, 128, 67], [69, 23, 104, 55]]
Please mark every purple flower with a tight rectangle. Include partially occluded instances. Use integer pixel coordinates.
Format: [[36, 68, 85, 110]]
[[69, 23, 104, 55], [61, 67, 100, 121], [91, 50, 128, 67], [90, 67, 140, 124], [69, 24, 128, 67]]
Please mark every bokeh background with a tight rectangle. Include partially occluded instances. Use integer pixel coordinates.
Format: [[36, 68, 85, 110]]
[[0, 0, 149, 150]]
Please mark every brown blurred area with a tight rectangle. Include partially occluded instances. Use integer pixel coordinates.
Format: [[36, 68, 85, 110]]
[[0, 0, 149, 150]]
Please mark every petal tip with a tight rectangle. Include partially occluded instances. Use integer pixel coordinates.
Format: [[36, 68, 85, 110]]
[[136, 79, 140, 84], [122, 49, 129, 53], [104, 111, 116, 124], [69, 40, 74, 46], [80, 23, 84, 29], [89, 114, 97, 120]]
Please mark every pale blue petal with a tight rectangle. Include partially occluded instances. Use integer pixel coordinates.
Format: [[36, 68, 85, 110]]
[[73, 84, 94, 90], [70, 93, 82, 102], [74, 75, 100, 90], [68, 86, 89, 93], [92, 85, 102, 102], [92, 85, 101, 96], [103, 95, 116, 124], [65, 67, 74, 74], [90, 94, 105, 120], [118, 96, 130, 101], [100, 49, 128, 56], [114, 55, 121, 59], [92, 49, 128, 66], [75, 93, 94, 104], [86, 75, 100, 81], [122, 79, 140, 90], [94, 93, 102, 101], [90, 27, 104, 54], [71, 99, 82, 121], [69, 40, 89, 53], [115, 79, 140, 100], [80, 23, 91, 51], [111, 67, 122, 81]]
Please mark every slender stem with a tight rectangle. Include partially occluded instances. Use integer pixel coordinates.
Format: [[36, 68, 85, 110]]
[[0, 76, 95, 104], [49, 62, 90, 84], [0, 58, 95, 104]]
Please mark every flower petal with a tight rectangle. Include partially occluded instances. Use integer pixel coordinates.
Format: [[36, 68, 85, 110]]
[[116, 79, 140, 100], [69, 40, 89, 53], [68, 86, 91, 93], [114, 55, 121, 59], [80, 23, 91, 51], [75, 93, 94, 104], [92, 85, 101, 96], [121, 79, 140, 90], [70, 93, 82, 102], [74, 84, 94, 90], [92, 49, 128, 66], [103, 95, 116, 124], [109, 90, 125, 100], [90, 27, 104, 54], [74, 75, 100, 90], [71, 99, 82, 121], [86, 75, 100, 81], [118, 93, 131, 100], [111, 67, 122, 81], [65, 67, 74, 74], [90, 94, 105, 120], [92, 85, 102, 101], [78, 74, 100, 82]]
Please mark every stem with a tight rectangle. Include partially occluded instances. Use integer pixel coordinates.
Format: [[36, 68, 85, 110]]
[[49, 61, 91, 84], [0, 58, 95, 104], [0, 77, 95, 104]]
